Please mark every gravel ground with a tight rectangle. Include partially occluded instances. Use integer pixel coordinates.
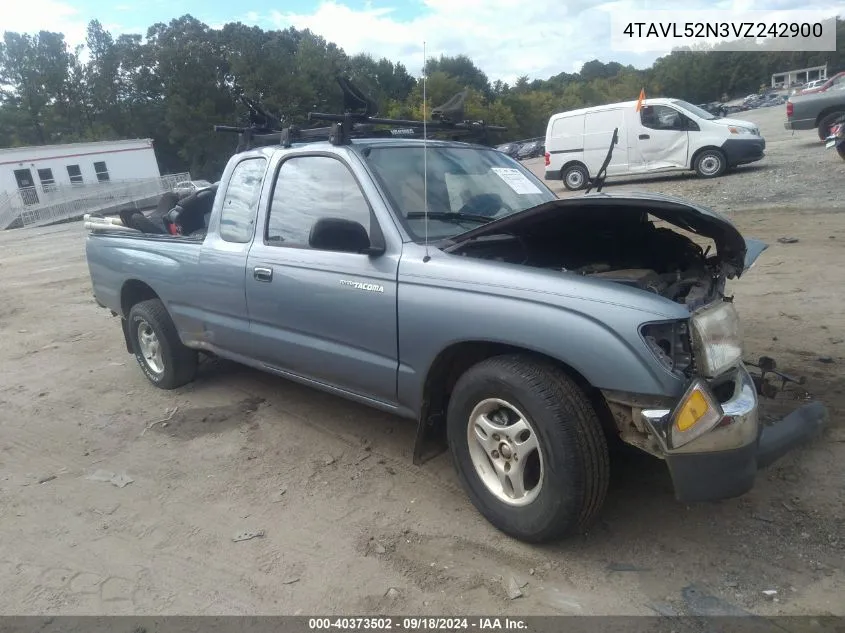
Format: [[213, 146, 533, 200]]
[[0, 103, 843, 617]]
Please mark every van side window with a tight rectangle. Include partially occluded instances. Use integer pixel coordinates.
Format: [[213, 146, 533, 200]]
[[640, 105, 683, 131]]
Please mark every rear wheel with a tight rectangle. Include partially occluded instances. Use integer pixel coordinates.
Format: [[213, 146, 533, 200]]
[[561, 164, 589, 191], [127, 298, 197, 389], [693, 149, 727, 178], [818, 111, 845, 141], [837, 145, 845, 161], [446, 355, 610, 542]]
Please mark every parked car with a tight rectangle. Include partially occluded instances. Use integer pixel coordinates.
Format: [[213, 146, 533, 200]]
[[172, 179, 214, 196], [495, 142, 521, 159], [785, 88, 845, 140], [516, 139, 544, 160], [544, 98, 765, 191], [84, 113, 826, 543], [795, 72, 845, 96]]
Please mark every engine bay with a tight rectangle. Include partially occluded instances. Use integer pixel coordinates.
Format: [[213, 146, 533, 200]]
[[448, 209, 726, 309]]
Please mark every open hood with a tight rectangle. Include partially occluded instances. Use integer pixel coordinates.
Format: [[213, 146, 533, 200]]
[[444, 191, 767, 278]]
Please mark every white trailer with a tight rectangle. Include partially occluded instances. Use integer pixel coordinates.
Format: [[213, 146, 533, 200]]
[[0, 138, 160, 205]]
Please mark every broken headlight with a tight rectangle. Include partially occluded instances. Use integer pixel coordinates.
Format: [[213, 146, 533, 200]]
[[690, 301, 743, 378], [640, 320, 694, 376]]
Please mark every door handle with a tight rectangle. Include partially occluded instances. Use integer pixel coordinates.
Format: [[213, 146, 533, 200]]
[[254, 266, 273, 282], [639, 133, 650, 140]]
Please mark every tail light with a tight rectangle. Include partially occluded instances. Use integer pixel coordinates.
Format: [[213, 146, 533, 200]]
[[544, 152, 550, 167], [786, 101, 793, 117]]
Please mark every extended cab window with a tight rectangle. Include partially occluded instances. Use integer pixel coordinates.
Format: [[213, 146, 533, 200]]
[[220, 157, 267, 243], [640, 105, 683, 131], [266, 156, 371, 247]]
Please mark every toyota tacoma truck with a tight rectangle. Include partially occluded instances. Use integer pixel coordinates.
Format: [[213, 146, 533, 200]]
[[84, 91, 828, 543]]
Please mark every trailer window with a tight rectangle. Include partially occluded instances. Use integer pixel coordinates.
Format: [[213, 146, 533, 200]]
[[67, 164, 83, 185], [94, 161, 110, 182], [37, 168, 55, 191]]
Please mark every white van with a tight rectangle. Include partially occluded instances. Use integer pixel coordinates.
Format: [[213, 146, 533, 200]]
[[543, 98, 765, 190]]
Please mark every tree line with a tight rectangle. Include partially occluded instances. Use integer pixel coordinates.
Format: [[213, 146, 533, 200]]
[[1, 16, 843, 180]]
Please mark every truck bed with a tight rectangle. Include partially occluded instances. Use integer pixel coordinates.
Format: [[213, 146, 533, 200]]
[[85, 228, 204, 318]]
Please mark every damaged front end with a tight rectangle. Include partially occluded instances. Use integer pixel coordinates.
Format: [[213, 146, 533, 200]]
[[602, 294, 827, 504], [445, 191, 828, 502], [601, 302, 828, 503], [633, 360, 827, 503], [443, 191, 769, 314]]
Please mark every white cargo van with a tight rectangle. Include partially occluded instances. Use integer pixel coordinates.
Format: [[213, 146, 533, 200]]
[[543, 98, 765, 190]]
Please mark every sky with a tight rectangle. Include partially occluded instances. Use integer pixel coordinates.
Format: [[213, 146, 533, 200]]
[[2, 0, 843, 84]]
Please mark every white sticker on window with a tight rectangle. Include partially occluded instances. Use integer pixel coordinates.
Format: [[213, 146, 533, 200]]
[[491, 167, 542, 195]]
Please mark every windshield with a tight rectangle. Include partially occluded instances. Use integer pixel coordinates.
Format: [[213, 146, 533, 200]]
[[671, 99, 717, 120], [362, 145, 557, 242]]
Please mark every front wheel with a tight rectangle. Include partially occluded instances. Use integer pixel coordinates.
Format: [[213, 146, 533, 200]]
[[127, 298, 198, 389], [693, 149, 727, 178], [446, 355, 610, 543]]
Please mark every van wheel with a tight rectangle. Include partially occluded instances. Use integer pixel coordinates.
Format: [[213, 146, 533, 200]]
[[446, 355, 610, 543], [561, 164, 589, 191], [818, 112, 845, 141], [127, 298, 198, 389], [693, 149, 727, 178]]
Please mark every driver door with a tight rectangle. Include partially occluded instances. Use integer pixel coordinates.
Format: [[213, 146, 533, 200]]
[[245, 153, 400, 404], [633, 104, 690, 171]]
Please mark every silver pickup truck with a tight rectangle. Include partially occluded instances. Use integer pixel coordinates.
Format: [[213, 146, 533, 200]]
[[84, 104, 827, 543], [784, 86, 845, 140]]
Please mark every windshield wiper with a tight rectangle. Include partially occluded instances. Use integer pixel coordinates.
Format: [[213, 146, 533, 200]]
[[584, 126, 618, 194], [405, 211, 493, 224]]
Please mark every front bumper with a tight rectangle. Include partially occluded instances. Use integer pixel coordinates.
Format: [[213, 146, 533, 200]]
[[642, 364, 828, 502], [721, 138, 766, 166]]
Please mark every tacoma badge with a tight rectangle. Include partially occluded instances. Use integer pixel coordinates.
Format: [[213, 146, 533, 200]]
[[339, 279, 384, 293]]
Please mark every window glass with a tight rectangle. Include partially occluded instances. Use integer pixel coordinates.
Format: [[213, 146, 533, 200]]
[[37, 168, 55, 191], [363, 146, 555, 242], [219, 157, 267, 243], [67, 164, 83, 184], [94, 161, 110, 182], [266, 156, 370, 246], [640, 105, 684, 131]]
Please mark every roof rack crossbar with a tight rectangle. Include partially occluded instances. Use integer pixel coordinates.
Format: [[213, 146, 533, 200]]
[[215, 118, 506, 151], [214, 76, 506, 152]]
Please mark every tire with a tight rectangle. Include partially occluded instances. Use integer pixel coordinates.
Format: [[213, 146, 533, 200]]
[[561, 164, 589, 191], [818, 112, 845, 141], [446, 355, 610, 542], [127, 298, 198, 389], [838, 145, 845, 161], [693, 149, 727, 178]]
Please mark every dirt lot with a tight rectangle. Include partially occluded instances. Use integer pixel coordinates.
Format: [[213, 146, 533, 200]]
[[1, 104, 843, 617]]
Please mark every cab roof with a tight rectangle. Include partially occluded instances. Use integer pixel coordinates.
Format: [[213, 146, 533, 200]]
[[238, 137, 490, 159]]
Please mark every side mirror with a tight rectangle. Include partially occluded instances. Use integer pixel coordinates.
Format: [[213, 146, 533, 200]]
[[308, 217, 385, 255]]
